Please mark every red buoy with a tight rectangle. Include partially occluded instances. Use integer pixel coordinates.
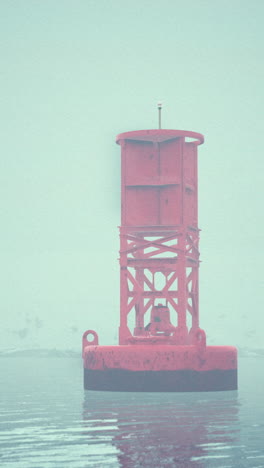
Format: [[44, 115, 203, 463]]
[[82, 127, 237, 392]]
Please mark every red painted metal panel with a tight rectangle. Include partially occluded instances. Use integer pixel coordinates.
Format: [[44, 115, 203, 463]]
[[159, 138, 182, 180], [126, 187, 159, 226], [125, 140, 158, 185], [183, 142, 198, 227], [160, 186, 181, 225]]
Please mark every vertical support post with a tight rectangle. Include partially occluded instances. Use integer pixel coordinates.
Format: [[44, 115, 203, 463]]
[[134, 266, 145, 335], [119, 228, 132, 344], [177, 230, 188, 344]]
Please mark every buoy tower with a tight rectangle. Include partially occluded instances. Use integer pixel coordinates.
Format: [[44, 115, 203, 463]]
[[82, 114, 237, 391]]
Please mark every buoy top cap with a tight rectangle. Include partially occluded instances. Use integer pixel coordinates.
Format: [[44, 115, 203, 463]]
[[116, 129, 204, 146]]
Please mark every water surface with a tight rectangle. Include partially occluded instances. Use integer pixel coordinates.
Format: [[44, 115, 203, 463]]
[[0, 355, 263, 467]]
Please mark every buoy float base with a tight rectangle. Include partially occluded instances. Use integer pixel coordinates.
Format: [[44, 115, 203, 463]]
[[83, 343, 237, 392], [84, 368, 237, 392]]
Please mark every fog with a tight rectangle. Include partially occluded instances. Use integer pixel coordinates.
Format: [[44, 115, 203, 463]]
[[0, 0, 263, 352]]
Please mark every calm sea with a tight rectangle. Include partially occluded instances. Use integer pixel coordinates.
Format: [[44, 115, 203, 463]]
[[0, 354, 263, 468]]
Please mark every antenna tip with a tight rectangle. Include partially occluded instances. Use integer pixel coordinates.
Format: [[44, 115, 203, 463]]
[[157, 101, 162, 108]]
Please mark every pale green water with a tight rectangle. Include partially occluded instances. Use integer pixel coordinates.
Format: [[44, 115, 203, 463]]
[[0, 356, 263, 467]]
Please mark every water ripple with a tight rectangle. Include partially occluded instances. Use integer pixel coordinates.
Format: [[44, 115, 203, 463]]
[[0, 357, 264, 467]]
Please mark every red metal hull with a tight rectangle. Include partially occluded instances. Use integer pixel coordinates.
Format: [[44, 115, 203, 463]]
[[82, 127, 238, 392], [83, 344, 237, 392], [84, 368, 237, 392]]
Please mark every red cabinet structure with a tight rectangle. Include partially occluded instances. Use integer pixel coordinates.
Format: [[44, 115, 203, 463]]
[[82, 128, 237, 392], [118, 129, 202, 346]]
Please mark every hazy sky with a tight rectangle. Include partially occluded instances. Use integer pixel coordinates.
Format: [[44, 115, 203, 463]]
[[0, 0, 263, 350]]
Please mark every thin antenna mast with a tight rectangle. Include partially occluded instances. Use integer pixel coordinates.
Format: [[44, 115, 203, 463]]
[[158, 102, 162, 129]]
